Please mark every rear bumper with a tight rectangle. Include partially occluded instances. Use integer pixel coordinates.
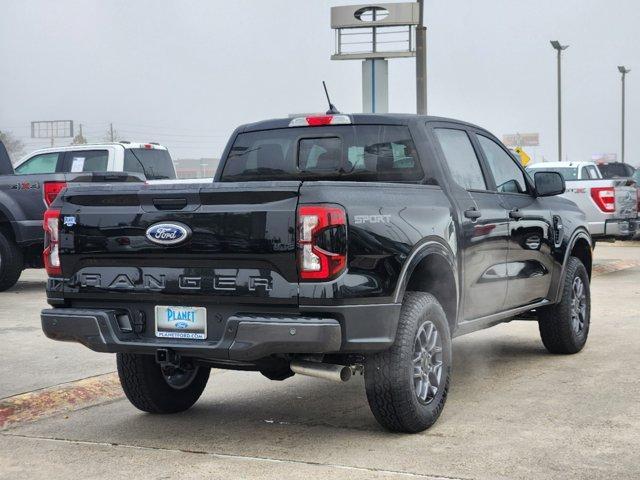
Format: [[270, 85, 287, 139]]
[[41, 303, 400, 361], [590, 218, 637, 239]]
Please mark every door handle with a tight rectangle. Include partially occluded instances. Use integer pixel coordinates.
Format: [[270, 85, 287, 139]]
[[509, 208, 524, 220], [464, 207, 482, 220]]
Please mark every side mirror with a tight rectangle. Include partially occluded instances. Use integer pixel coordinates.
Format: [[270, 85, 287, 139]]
[[534, 171, 565, 197]]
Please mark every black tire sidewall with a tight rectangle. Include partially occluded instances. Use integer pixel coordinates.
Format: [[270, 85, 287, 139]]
[[564, 259, 591, 348], [538, 256, 591, 354], [117, 353, 210, 414], [401, 295, 452, 425], [0, 230, 23, 291], [365, 292, 452, 432]]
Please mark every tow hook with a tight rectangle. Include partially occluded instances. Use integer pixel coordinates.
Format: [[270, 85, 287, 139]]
[[155, 348, 181, 374]]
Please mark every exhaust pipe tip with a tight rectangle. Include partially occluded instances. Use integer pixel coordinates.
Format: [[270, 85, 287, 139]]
[[290, 360, 352, 383]]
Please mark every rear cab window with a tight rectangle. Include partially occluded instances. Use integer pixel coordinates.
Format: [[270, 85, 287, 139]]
[[124, 148, 176, 180], [220, 125, 425, 183]]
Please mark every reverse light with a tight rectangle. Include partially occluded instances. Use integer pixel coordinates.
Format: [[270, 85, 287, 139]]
[[289, 115, 351, 127], [297, 205, 347, 281], [590, 187, 616, 213], [43, 209, 61, 276], [43, 181, 67, 207]]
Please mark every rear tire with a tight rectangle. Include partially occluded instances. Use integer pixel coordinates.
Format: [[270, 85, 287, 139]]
[[364, 292, 452, 433], [538, 256, 590, 354], [0, 230, 23, 292], [117, 353, 210, 414]]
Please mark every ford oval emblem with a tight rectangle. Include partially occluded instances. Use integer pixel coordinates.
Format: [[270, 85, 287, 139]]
[[145, 223, 191, 246]]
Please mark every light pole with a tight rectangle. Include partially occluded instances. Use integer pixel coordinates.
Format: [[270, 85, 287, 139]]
[[551, 40, 569, 161], [416, 0, 427, 115], [618, 66, 631, 163]]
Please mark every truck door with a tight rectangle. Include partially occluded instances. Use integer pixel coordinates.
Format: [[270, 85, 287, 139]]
[[472, 132, 555, 309], [431, 126, 509, 320]]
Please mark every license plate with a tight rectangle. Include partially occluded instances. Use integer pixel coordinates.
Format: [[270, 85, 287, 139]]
[[155, 306, 207, 340]]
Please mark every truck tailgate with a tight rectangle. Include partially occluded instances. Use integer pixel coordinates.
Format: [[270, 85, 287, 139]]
[[613, 181, 638, 218], [56, 181, 301, 304]]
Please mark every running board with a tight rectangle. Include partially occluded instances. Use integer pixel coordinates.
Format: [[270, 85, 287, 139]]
[[454, 300, 551, 337]]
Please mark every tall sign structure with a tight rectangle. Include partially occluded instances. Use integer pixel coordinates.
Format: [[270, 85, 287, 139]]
[[31, 120, 74, 147], [331, 3, 420, 113]]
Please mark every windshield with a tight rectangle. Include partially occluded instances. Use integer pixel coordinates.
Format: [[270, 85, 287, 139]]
[[220, 125, 426, 183], [527, 166, 578, 181], [123, 148, 176, 180]]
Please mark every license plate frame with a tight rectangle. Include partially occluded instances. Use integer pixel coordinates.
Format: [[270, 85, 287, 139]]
[[154, 305, 207, 340]]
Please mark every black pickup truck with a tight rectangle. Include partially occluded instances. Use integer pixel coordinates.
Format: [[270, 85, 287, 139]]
[[41, 114, 592, 433]]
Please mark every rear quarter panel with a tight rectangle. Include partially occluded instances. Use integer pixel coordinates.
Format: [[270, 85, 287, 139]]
[[298, 181, 456, 305]]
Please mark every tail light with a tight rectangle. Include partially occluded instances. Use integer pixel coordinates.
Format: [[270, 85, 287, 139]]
[[590, 187, 616, 212], [43, 209, 61, 276], [43, 181, 67, 207], [297, 205, 347, 281]]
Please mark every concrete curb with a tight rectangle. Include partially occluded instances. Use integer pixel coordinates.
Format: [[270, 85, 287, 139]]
[[592, 259, 640, 276], [0, 373, 123, 431]]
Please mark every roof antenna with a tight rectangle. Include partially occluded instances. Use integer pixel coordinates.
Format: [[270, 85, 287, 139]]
[[323, 81, 340, 115]]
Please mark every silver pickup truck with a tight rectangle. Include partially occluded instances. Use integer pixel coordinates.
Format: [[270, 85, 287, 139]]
[[527, 161, 638, 240]]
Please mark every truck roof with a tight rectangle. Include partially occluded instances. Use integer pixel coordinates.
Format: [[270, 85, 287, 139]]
[[239, 113, 490, 134], [21, 142, 168, 159]]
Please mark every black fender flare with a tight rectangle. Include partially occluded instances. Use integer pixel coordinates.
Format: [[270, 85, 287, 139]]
[[393, 237, 459, 307], [553, 228, 592, 303], [0, 199, 18, 238]]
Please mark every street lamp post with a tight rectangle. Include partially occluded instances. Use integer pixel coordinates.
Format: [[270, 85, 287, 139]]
[[416, 0, 427, 115], [618, 66, 631, 163], [551, 40, 569, 161]]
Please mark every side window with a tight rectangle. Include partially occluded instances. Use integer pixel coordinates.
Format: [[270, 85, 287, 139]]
[[66, 150, 109, 173], [14, 153, 60, 174], [477, 135, 528, 194], [580, 167, 590, 179], [586, 165, 599, 179], [434, 128, 487, 190]]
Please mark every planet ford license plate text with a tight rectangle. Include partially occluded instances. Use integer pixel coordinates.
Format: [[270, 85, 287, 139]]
[[155, 306, 207, 340]]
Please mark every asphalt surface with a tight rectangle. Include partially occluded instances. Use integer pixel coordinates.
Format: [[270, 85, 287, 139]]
[[1, 245, 639, 479]]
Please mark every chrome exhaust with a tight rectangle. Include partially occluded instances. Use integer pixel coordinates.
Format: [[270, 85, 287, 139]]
[[290, 360, 352, 383]]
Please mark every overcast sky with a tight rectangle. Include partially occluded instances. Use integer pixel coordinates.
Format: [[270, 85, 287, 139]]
[[0, 0, 638, 165]]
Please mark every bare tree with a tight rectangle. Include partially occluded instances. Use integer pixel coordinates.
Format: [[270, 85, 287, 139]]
[[71, 124, 87, 145], [103, 123, 120, 142], [0, 130, 25, 162]]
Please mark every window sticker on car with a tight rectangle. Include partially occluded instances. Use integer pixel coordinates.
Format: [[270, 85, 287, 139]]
[[71, 157, 85, 172]]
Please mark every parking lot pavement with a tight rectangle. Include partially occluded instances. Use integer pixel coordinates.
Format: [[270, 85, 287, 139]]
[[1, 246, 639, 479], [0, 270, 114, 398]]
